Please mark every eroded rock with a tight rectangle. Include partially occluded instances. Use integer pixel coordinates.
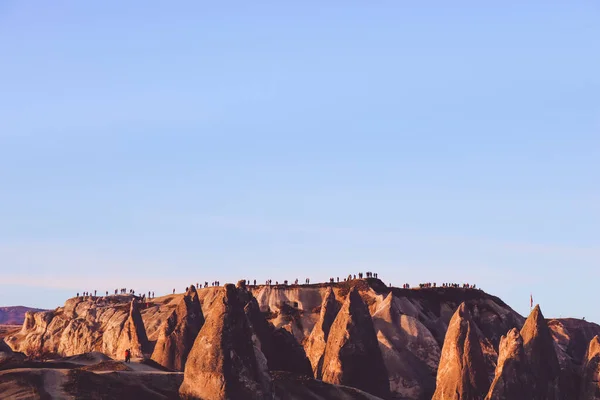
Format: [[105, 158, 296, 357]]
[[486, 328, 534, 400], [304, 287, 339, 378], [579, 335, 600, 400], [432, 302, 490, 400], [520, 305, 561, 400], [321, 287, 389, 399], [179, 284, 272, 400], [151, 285, 205, 371], [373, 292, 440, 400], [115, 300, 151, 359]]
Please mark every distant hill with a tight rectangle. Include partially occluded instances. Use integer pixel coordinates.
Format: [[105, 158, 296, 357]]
[[0, 306, 46, 325]]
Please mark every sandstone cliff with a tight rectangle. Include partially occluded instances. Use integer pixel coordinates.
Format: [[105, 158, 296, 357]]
[[520, 305, 561, 400], [151, 285, 205, 371], [179, 284, 272, 400], [486, 328, 534, 400], [304, 286, 339, 378], [373, 292, 440, 400], [241, 284, 313, 376], [321, 287, 390, 399], [5, 280, 542, 400], [550, 318, 600, 398], [114, 299, 151, 359], [432, 302, 490, 400], [5, 294, 177, 360], [579, 336, 600, 400]]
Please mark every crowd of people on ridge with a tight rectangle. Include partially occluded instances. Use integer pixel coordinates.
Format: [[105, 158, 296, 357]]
[[417, 282, 477, 289], [75, 272, 481, 303]]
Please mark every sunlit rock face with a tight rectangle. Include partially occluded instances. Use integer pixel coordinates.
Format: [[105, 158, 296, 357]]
[[179, 284, 272, 400], [114, 299, 151, 359], [579, 336, 600, 400], [520, 305, 561, 400], [151, 285, 205, 371], [432, 303, 490, 400], [11, 279, 572, 400], [321, 287, 390, 399], [304, 287, 339, 379], [486, 328, 534, 400], [373, 292, 441, 399], [6, 295, 171, 359]]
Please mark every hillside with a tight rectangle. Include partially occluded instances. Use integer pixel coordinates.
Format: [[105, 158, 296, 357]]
[[0, 306, 46, 325]]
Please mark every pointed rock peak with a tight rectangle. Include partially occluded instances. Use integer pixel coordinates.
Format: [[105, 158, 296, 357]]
[[151, 282, 205, 371], [518, 305, 560, 399], [320, 286, 389, 398], [342, 287, 371, 322], [432, 302, 490, 400], [521, 305, 545, 341], [376, 291, 395, 312], [383, 291, 394, 303], [304, 286, 340, 379], [115, 300, 150, 359], [320, 287, 339, 338], [520, 304, 555, 354], [486, 328, 535, 400], [374, 292, 400, 319], [456, 301, 470, 318], [186, 284, 198, 295], [224, 283, 238, 301], [179, 283, 272, 400]]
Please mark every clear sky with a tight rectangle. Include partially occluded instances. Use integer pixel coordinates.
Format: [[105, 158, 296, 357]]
[[0, 1, 598, 322]]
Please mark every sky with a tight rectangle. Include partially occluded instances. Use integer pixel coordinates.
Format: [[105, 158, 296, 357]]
[[0, 1, 598, 322]]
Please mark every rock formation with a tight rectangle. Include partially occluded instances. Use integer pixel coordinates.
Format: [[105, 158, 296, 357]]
[[304, 286, 339, 378], [115, 300, 151, 359], [0, 339, 24, 366], [321, 287, 389, 399], [432, 302, 490, 400], [520, 305, 561, 400], [179, 284, 272, 400], [7, 280, 523, 368], [373, 292, 440, 400], [579, 336, 600, 400], [7, 281, 600, 400], [486, 328, 534, 400], [549, 319, 600, 366], [241, 286, 313, 376], [151, 285, 205, 371], [549, 318, 600, 398], [5, 294, 174, 359], [270, 327, 313, 376]]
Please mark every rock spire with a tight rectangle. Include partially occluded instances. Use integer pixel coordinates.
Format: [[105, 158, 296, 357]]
[[321, 287, 389, 398], [151, 285, 205, 371]]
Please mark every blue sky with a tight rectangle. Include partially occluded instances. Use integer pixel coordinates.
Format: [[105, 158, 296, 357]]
[[0, 1, 598, 322]]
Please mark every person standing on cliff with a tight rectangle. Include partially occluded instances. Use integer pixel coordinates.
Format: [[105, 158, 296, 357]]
[[125, 349, 131, 363]]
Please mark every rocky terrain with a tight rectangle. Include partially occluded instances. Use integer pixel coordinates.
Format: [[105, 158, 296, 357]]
[[1, 278, 598, 399]]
